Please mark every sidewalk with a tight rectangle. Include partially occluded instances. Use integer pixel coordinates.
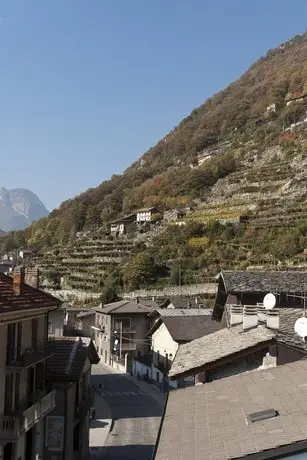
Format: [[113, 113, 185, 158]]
[[89, 389, 112, 459]]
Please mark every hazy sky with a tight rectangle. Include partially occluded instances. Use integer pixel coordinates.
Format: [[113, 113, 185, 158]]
[[1, 0, 306, 210]]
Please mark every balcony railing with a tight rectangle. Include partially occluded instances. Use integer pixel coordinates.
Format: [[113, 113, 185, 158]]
[[0, 389, 56, 442], [114, 324, 136, 334], [6, 340, 54, 369]]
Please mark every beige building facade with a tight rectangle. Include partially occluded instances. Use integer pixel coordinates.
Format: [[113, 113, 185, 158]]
[[0, 268, 59, 460]]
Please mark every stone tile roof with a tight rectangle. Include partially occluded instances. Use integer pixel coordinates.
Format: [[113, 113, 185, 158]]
[[0, 273, 59, 314], [98, 300, 154, 315], [221, 270, 307, 292], [46, 337, 99, 382], [277, 308, 307, 351], [169, 325, 275, 378], [156, 359, 307, 460], [154, 307, 212, 317], [161, 316, 225, 343]]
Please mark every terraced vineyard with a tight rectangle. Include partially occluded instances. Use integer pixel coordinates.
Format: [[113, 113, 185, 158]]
[[33, 235, 135, 292]]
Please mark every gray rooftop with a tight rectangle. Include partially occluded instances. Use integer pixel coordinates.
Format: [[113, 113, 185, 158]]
[[156, 359, 307, 460], [149, 315, 224, 343], [277, 308, 307, 351], [155, 307, 212, 317], [221, 270, 307, 293], [97, 300, 154, 315], [169, 324, 275, 378]]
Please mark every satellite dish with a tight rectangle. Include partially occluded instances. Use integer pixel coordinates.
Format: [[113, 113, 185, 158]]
[[263, 293, 276, 310], [294, 317, 307, 338]]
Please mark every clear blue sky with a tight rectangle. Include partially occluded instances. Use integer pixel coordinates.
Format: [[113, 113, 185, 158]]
[[1, 0, 306, 211]]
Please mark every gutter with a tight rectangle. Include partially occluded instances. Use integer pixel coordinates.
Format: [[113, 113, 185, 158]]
[[151, 391, 170, 460]]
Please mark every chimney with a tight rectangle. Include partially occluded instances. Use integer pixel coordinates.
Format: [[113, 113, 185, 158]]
[[13, 266, 25, 295], [266, 309, 279, 330], [229, 305, 243, 326], [257, 306, 267, 323], [243, 306, 258, 331]]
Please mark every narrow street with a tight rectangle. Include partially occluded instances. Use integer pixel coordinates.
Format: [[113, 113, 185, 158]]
[[90, 362, 163, 460]]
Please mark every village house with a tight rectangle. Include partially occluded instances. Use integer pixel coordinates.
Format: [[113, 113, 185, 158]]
[[169, 305, 277, 387], [94, 300, 153, 372], [45, 336, 99, 460], [63, 307, 89, 336], [76, 310, 96, 340], [210, 270, 307, 367], [146, 309, 225, 388], [154, 359, 307, 460], [136, 207, 158, 223], [163, 209, 186, 222], [109, 213, 136, 235], [0, 268, 60, 460], [48, 306, 66, 337], [197, 147, 219, 166], [212, 270, 307, 322]]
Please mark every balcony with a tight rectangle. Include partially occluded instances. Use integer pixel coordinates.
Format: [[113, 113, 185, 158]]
[[6, 340, 55, 369], [0, 389, 56, 442]]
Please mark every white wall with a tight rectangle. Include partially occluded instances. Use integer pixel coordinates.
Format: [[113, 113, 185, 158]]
[[151, 323, 179, 363], [151, 323, 179, 387]]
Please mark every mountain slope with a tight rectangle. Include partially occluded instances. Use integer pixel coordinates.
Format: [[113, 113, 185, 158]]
[[0, 187, 49, 231], [0, 32, 307, 249]]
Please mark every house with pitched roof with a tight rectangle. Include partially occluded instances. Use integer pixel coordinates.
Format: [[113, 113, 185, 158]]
[[213, 270, 307, 366], [147, 311, 225, 388], [45, 337, 99, 460], [154, 359, 307, 460], [213, 270, 307, 321], [94, 300, 153, 372], [0, 268, 60, 460]]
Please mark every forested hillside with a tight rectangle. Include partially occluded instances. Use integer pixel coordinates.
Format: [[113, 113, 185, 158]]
[[1, 32, 307, 256]]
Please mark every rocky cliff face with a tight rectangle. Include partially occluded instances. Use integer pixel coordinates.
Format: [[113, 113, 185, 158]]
[[0, 187, 49, 231]]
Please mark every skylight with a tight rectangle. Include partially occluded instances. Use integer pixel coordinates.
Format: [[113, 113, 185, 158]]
[[247, 408, 279, 423]]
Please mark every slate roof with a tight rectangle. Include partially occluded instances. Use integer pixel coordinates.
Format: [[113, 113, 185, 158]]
[[47, 337, 99, 381], [277, 308, 307, 352], [98, 300, 154, 315], [153, 307, 212, 317], [0, 272, 60, 314], [169, 325, 275, 378], [221, 270, 307, 293], [148, 315, 224, 343], [156, 359, 307, 460]]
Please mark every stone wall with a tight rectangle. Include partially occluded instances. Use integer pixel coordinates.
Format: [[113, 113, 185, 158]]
[[123, 283, 217, 299]]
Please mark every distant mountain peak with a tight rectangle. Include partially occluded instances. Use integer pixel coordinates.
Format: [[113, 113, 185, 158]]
[[0, 187, 48, 231]]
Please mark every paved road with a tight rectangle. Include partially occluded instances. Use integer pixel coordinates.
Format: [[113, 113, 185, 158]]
[[91, 363, 163, 460]]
